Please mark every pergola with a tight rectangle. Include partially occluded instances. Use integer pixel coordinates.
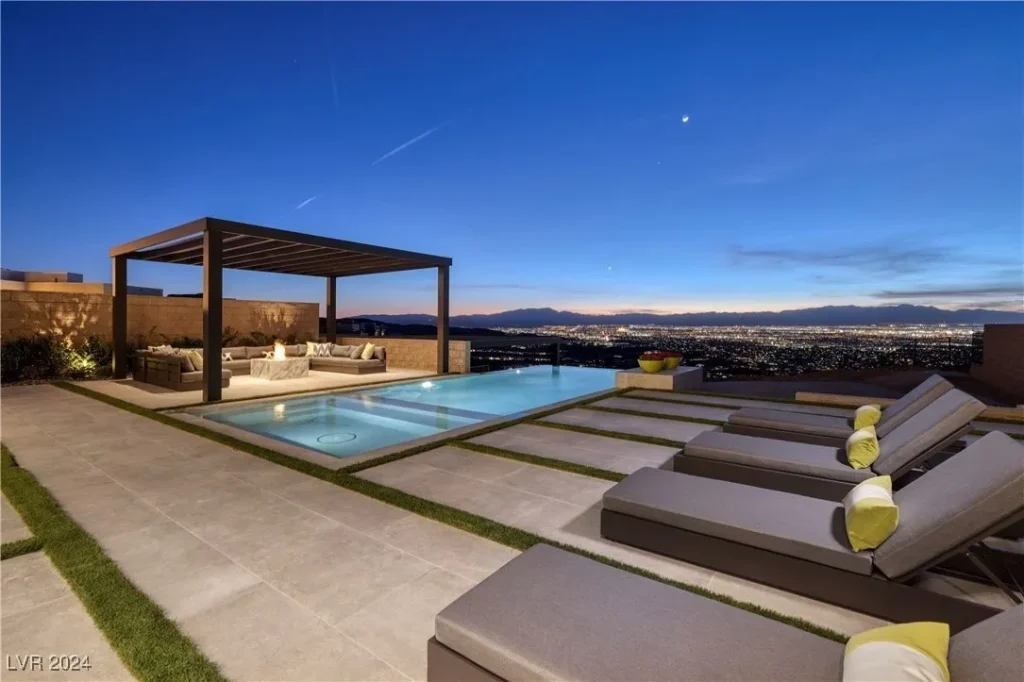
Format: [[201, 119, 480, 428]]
[[109, 217, 452, 402]]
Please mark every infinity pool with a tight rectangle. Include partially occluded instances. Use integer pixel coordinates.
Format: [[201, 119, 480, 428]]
[[205, 365, 616, 458]]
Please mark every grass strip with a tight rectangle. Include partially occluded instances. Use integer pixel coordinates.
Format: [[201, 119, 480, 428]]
[[453, 441, 626, 482], [1, 444, 225, 682], [584, 404, 725, 426], [54, 382, 849, 642], [1, 536, 44, 560]]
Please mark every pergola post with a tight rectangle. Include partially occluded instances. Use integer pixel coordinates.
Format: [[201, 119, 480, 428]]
[[111, 255, 128, 379], [203, 229, 223, 402], [437, 264, 450, 374], [325, 276, 337, 343]]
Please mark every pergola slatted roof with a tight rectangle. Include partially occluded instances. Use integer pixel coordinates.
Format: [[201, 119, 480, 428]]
[[110, 217, 451, 278]]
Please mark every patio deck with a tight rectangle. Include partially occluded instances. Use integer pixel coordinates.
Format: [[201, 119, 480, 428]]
[[1, 381, 1019, 680], [77, 367, 435, 410]]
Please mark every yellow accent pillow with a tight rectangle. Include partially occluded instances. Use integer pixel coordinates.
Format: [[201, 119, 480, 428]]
[[306, 341, 316, 357], [186, 350, 204, 371], [854, 404, 882, 430], [360, 342, 376, 360], [846, 426, 879, 469], [843, 621, 949, 682], [842, 475, 898, 552]]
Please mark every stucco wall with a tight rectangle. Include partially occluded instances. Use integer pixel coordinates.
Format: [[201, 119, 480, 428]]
[[971, 324, 1024, 403], [0, 291, 319, 345], [338, 336, 471, 374]]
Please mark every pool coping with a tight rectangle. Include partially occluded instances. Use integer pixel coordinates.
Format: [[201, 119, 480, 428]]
[[166, 371, 620, 472]]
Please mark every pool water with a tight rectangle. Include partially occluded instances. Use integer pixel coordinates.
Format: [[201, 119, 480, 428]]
[[205, 365, 616, 458]]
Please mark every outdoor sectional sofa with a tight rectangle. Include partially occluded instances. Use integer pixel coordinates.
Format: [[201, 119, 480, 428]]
[[600, 430, 1024, 632], [675, 388, 986, 501], [427, 544, 1022, 682], [132, 342, 387, 390]]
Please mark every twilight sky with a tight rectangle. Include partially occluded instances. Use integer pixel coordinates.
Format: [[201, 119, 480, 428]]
[[2, 1, 1022, 316]]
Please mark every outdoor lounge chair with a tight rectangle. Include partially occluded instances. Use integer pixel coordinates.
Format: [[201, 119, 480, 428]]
[[675, 388, 987, 500], [723, 374, 954, 446], [427, 544, 1022, 682], [601, 431, 1024, 633]]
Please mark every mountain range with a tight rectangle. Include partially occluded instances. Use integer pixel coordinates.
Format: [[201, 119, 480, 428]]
[[357, 305, 1023, 328]]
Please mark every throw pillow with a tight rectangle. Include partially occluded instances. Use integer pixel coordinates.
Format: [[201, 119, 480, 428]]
[[263, 350, 274, 359], [373, 346, 386, 361], [331, 344, 353, 358], [360, 342, 376, 360], [186, 350, 204, 371], [854, 404, 883, 430], [179, 352, 195, 372], [349, 343, 366, 359], [222, 352, 233, 361], [306, 341, 317, 357], [842, 475, 899, 552], [843, 621, 949, 682], [313, 342, 333, 357], [845, 425, 879, 469], [148, 344, 173, 354]]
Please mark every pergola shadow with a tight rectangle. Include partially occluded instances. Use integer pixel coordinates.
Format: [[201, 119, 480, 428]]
[[110, 217, 451, 401]]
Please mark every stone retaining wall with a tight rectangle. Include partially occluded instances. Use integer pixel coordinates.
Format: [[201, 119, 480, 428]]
[[0, 291, 319, 345], [338, 336, 471, 374]]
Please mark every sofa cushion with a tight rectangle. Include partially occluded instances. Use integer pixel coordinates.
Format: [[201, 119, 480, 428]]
[[310, 357, 384, 368], [373, 346, 386, 361], [435, 545, 843, 682], [331, 344, 355, 358], [604, 467, 872, 574], [247, 345, 273, 359], [685, 430, 873, 484], [222, 346, 247, 361], [285, 344, 305, 357], [873, 389, 986, 476], [729, 408, 853, 439], [949, 604, 1023, 681], [873, 432, 1024, 579]]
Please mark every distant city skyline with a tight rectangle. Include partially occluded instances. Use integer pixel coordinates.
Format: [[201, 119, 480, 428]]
[[2, 2, 1021, 316]]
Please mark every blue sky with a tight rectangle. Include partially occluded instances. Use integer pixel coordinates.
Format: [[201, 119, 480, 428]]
[[2, 1, 1021, 316]]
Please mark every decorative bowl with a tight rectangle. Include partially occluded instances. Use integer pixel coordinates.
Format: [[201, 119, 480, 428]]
[[663, 356, 682, 370]]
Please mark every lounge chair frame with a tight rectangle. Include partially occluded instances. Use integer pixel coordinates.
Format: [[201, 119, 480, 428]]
[[600, 505, 1024, 634], [676, 424, 971, 502], [428, 637, 504, 682]]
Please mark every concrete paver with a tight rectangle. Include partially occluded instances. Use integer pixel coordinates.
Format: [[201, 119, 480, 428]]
[[541, 408, 718, 443], [1, 553, 133, 681], [2, 495, 33, 544], [1, 384, 518, 681], [469, 422, 677, 473]]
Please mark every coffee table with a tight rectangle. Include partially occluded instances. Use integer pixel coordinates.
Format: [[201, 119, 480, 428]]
[[249, 357, 310, 381]]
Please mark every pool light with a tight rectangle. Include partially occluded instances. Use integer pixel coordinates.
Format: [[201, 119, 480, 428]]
[[421, 381, 434, 388]]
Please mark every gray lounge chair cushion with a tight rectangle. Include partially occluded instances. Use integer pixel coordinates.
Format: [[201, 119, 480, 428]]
[[876, 374, 954, 438], [435, 544, 843, 682], [873, 431, 1024, 579], [948, 604, 1023, 681], [604, 468, 872, 574], [872, 389, 986, 476], [728, 408, 853, 439], [685, 430, 874, 484]]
